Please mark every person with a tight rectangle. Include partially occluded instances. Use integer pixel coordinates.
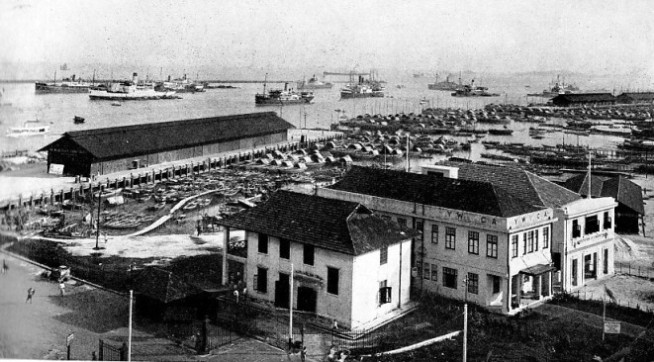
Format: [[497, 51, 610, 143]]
[[2, 259, 7, 274], [91, 351, 97, 361], [59, 282, 66, 297], [26, 287, 35, 303]]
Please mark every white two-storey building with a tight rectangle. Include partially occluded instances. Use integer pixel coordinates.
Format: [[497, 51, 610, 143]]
[[218, 190, 416, 330], [318, 166, 559, 314]]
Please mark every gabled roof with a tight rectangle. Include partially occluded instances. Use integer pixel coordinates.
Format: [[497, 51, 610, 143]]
[[328, 166, 542, 217], [444, 162, 581, 209], [563, 174, 644, 214], [218, 190, 416, 256], [39, 112, 294, 161], [132, 267, 202, 303], [552, 93, 616, 103], [617, 92, 654, 101]]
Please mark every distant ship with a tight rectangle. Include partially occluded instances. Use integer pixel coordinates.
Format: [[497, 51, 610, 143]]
[[6, 121, 49, 137], [89, 73, 177, 100], [35, 74, 92, 94], [527, 75, 580, 98], [428, 74, 459, 91], [255, 81, 314, 105], [297, 75, 333, 90], [451, 79, 499, 97], [340, 75, 385, 99], [156, 74, 205, 93]]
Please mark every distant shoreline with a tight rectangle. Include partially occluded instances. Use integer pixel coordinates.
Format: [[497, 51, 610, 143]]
[[0, 79, 296, 84]]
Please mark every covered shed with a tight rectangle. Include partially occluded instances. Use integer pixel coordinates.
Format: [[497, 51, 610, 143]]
[[40, 112, 294, 177], [551, 93, 616, 107]]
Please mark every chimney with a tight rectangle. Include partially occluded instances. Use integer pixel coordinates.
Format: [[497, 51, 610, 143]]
[[132, 72, 138, 84], [168, 75, 171, 82], [421, 165, 459, 179]]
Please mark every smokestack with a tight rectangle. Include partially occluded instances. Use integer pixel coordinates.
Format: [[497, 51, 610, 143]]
[[132, 72, 138, 84]]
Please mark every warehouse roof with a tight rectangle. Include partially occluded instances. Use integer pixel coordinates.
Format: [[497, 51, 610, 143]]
[[40, 112, 294, 161], [552, 93, 616, 104], [563, 174, 644, 215]]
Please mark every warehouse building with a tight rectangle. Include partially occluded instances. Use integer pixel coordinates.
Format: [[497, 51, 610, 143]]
[[615, 92, 654, 105], [40, 112, 294, 177], [550, 93, 616, 107]]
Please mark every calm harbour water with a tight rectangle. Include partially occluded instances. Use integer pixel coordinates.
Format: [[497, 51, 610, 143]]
[[0, 74, 637, 156]]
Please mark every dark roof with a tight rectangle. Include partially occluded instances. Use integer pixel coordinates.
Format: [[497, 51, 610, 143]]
[[133, 267, 202, 303], [617, 92, 654, 101], [563, 174, 644, 214], [328, 166, 542, 217], [218, 190, 416, 255], [444, 162, 581, 208], [40, 112, 294, 161], [552, 93, 616, 103]]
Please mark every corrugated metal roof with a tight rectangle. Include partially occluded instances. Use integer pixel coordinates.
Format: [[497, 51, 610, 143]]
[[218, 190, 416, 256], [40, 112, 294, 161]]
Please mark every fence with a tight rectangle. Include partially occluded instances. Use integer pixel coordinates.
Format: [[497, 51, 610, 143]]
[[615, 263, 654, 280], [552, 290, 654, 324], [98, 339, 127, 361]]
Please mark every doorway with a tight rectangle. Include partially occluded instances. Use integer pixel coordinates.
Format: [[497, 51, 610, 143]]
[[275, 273, 290, 308], [297, 286, 317, 313]]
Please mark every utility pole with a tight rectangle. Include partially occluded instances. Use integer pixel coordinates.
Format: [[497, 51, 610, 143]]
[[94, 190, 102, 250], [128, 290, 133, 362], [406, 133, 410, 172], [587, 150, 592, 199], [289, 263, 294, 349], [602, 298, 606, 342], [463, 275, 469, 362]]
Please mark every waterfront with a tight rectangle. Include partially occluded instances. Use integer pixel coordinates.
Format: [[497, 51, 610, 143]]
[[0, 73, 643, 154]]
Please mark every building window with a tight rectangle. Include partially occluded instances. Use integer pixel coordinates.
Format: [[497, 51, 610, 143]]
[[327, 267, 339, 295], [603, 212, 612, 230], [572, 219, 581, 238], [468, 231, 479, 255], [423, 264, 430, 280], [534, 230, 539, 251], [486, 235, 498, 258], [585, 215, 599, 234], [431, 264, 438, 281], [415, 261, 422, 278], [397, 218, 407, 227], [415, 221, 424, 242], [443, 267, 457, 289], [445, 227, 456, 250], [279, 238, 290, 259], [379, 280, 392, 305], [523, 233, 528, 255], [467, 273, 479, 295], [572, 259, 578, 286], [254, 267, 267, 293], [511, 235, 518, 258], [527, 231, 535, 253], [543, 227, 549, 249], [258, 234, 268, 254], [492, 275, 501, 294], [431, 225, 439, 244], [304, 244, 314, 266], [603, 249, 609, 274], [380, 246, 388, 265]]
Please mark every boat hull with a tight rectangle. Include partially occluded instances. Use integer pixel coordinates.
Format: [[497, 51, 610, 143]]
[[340, 92, 384, 99], [89, 90, 178, 100], [35, 83, 90, 94]]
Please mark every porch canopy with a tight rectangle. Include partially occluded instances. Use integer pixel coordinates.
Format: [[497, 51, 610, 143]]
[[520, 264, 556, 277]]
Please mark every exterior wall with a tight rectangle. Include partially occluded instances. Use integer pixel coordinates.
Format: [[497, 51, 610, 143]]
[[553, 198, 617, 292], [87, 131, 287, 176], [351, 239, 411, 329], [244, 231, 355, 328], [317, 187, 555, 314]]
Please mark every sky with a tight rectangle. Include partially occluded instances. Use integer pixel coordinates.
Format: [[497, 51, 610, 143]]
[[1, 0, 653, 79]]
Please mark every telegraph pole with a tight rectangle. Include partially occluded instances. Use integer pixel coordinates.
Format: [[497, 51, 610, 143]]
[[463, 275, 469, 362], [289, 263, 294, 349], [128, 290, 133, 362]]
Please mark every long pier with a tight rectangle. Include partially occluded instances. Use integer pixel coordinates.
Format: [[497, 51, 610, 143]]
[[0, 130, 343, 211]]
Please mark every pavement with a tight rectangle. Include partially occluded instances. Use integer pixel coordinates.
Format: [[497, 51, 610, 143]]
[[0, 242, 325, 361]]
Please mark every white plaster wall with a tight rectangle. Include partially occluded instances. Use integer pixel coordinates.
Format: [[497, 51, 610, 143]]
[[350, 239, 412, 328]]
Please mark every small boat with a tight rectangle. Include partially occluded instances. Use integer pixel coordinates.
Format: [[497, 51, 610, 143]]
[[73, 116, 85, 124], [488, 128, 514, 135], [6, 121, 49, 137], [111, 101, 121, 106], [183, 200, 198, 211]]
